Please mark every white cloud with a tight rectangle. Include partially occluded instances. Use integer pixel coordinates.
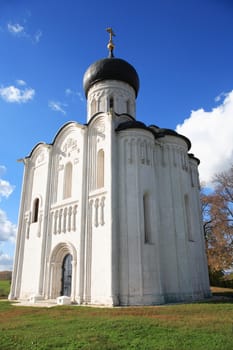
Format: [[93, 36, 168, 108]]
[[176, 90, 233, 186], [48, 101, 67, 115], [7, 23, 25, 35], [0, 165, 6, 176], [0, 167, 16, 271], [0, 209, 16, 243], [65, 88, 72, 96], [214, 92, 227, 103], [16, 79, 26, 86], [0, 166, 15, 200], [34, 30, 42, 43], [0, 179, 14, 200], [7, 21, 42, 44], [0, 84, 35, 103], [65, 88, 84, 102], [0, 252, 13, 271], [77, 92, 84, 102]]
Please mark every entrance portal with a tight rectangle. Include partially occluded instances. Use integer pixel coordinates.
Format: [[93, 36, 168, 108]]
[[61, 254, 72, 296]]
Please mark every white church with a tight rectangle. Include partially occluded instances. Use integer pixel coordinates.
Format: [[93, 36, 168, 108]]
[[9, 29, 210, 306]]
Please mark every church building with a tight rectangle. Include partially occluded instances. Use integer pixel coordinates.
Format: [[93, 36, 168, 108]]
[[9, 29, 210, 306]]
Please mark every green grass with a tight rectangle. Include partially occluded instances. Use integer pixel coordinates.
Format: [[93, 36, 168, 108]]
[[0, 280, 10, 298], [0, 299, 233, 350]]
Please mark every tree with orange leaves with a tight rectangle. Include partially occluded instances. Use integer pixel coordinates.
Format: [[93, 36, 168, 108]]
[[201, 165, 233, 276]]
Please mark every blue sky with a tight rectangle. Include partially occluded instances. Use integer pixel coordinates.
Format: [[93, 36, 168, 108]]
[[1, 0, 233, 270]]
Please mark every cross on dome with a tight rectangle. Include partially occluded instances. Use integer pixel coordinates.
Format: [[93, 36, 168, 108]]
[[106, 27, 115, 57]]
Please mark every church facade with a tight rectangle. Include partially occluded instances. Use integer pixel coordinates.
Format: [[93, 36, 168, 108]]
[[9, 33, 210, 305]]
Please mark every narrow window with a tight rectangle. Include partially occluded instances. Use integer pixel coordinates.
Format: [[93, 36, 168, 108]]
[[63, 162, 73, 199], [143, 193, 152, 244], [184, 194, 194, 241], [32, 198, 39, 223], [91, 99, 97, 115], [109, 97, 114, 110], [126, 99, 130, 114], [97, 149, 104, 188]]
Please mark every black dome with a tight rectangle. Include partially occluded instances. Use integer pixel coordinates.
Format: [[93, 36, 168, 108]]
[[83, 57, 140, 97]]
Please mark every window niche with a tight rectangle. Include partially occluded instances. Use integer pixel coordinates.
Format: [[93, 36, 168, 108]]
[[91, 99, 97, 116], [109, 96, 114, 110], [143, 193, 152, 244], [32, 198, 39, 223], [184, 194, 195, 242], [126, 99, 131, 114], [97, 149, 104, 189], [63, 162, 73, 199]]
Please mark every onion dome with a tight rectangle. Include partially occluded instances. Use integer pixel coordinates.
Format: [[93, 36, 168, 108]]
[[83, 58, 139, 97], [83, 28, 139, 97]]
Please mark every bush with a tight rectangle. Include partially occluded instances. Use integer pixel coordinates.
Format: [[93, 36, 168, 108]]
[[209, 269, 233, 288], [0, 280, 10, 298]]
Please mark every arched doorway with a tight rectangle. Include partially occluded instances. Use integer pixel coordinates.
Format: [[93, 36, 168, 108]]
[[61, 254, 72, 296], [47, 242, 77, 300]]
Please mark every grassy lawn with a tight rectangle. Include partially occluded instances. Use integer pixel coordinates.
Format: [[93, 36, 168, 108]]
[[0, 280, 10, 298], [0, 298, 233, 350]]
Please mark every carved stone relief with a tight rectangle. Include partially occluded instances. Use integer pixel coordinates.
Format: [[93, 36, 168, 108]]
[[89, 196, 105, 228], [58, 138, 80, 169], [51, 203, 78, 235]]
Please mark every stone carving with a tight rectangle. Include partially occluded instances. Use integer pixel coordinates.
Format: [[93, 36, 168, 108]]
[[51, 203, 78, 235], [61, 138, 80, 159], [139, 140, 152, 166], [24, 212, 31, 239], [89, 195, 106, 227], [95, 120, 105, 140], [63, 138, 78, 153], [37, 152, 45, 165]]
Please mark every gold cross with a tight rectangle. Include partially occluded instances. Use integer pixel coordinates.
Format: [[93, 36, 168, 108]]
[[106, 27, 115, 57], [106, 27, 115, 42]]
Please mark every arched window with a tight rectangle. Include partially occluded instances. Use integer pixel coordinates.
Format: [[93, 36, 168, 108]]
[[126, 99, 130, 114], [91, 99, 97, 115], [143, 193, 152, 244], [97, 149, 104, 188], [109, 96, 114, 110], [32, 198, 39, 223], [63, 162, 73, 199], [184, 194, 194, 241]]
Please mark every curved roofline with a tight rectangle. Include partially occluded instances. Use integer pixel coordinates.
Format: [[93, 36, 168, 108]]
[[25, 121, 86, 159], [87, 112, 105, 126], [116, 120, 156, 139], [26, 142, 48, 159], [188, 153, 200, 165], [83, 57, 140, 97], [52, 121, 86, 145], [157, 128, 191, 150], [115, 112, 135, 120], [116, 121, 192, 150]]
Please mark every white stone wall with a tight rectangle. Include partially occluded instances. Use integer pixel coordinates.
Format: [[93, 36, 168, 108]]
[[44, 123, 86, 302], [117, 129, 163, 305], [17, 144, 51, 299], [83, 113, 116, 305], [10, 75, 210, 305], [116, 129, 210, 305], [87, 80, 136, 121]]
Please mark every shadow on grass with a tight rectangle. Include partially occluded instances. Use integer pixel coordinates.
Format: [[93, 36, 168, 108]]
[[199, 290, 233, 304]]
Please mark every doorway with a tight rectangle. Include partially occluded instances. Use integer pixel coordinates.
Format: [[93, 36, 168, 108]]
[[61, 254, 72, 296]]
